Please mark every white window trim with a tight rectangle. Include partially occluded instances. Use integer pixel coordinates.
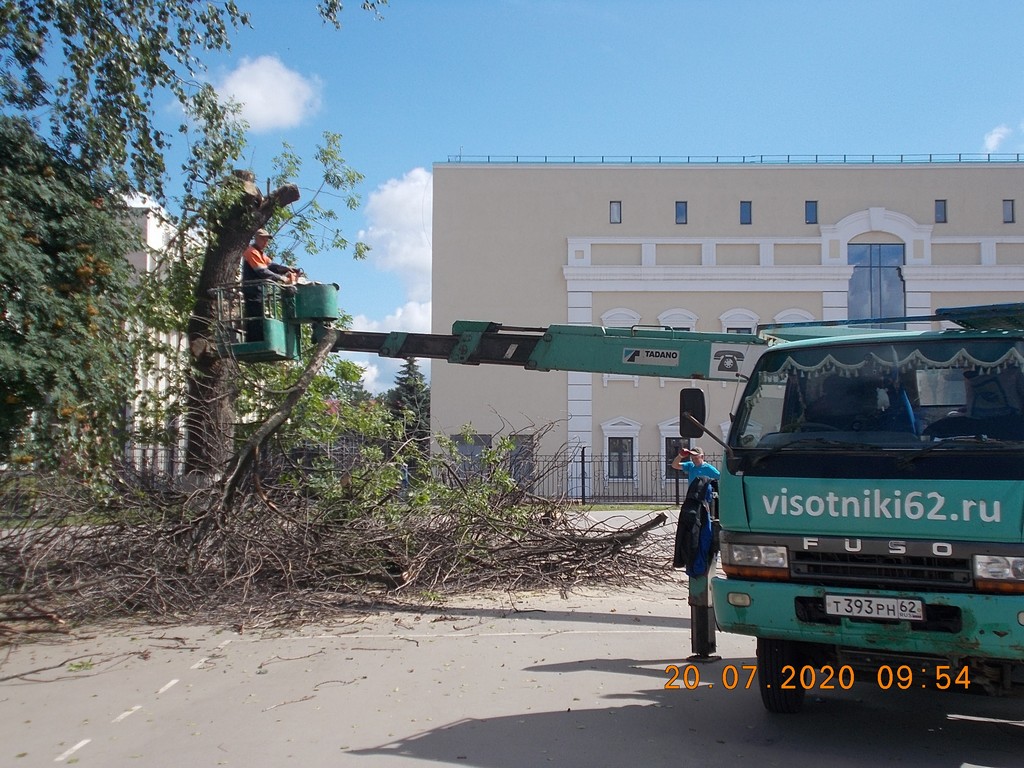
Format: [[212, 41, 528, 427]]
[[659, 417, 682, 482], [603, 374, 640, 387], [772, 308, 815, 324], [601, 307, 641, 327], [657, 308, 698, 329], [719, 307, 760, 333], [601, 417, 641, 484]]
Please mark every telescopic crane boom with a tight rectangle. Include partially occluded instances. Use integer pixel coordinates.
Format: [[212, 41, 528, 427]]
[[322, 321, 764, 382]]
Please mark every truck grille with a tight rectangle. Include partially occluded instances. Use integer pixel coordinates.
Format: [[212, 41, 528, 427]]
[[790, 552, 973, 590]]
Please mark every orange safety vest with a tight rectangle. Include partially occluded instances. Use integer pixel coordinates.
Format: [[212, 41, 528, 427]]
[[243, 245, 272, 271]]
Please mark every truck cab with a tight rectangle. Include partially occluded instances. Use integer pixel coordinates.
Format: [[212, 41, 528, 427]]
[[708, 318, 1024, 712]]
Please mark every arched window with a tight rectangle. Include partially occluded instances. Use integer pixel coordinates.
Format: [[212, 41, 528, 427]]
[[719, 308, 760, 334], [601, 307, 641, 327], [658, 308, 698, 331], [773, 308, 815, 325]]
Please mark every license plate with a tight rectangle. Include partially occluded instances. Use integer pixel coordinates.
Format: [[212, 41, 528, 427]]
[[824, 594, 925, 621]]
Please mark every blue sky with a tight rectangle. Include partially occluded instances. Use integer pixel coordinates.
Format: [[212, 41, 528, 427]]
[[198, 0, 1024, 391]]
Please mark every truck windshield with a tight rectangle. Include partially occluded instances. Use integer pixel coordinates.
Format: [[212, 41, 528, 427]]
[[731, 337, 1024, 450]]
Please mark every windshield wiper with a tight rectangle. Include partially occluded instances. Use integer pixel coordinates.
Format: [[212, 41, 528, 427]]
[[896, 434, 1020, 468], [750, 437, 876, 466]]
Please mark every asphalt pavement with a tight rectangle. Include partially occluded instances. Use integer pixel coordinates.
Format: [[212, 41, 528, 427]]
[[2, 576, 1024, 768]]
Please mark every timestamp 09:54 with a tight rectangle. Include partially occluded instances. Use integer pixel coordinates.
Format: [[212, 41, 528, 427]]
[[664, 663, 971, 691]]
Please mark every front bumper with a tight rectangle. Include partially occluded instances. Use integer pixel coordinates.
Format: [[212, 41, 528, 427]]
[[711, 577, 1024, 661]]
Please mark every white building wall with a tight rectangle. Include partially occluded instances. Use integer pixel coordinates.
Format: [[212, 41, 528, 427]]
[[124, 198, 187, 473]]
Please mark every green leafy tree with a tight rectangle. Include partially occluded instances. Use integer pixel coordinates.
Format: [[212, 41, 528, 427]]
[[0, 0, 388, 202], [0, 116, 139, 466], [0, 0, 388, 476]]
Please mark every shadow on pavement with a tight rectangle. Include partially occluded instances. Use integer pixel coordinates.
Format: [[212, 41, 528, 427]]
[[350, 599, 693, 632], [350, 661, 1024, 768]]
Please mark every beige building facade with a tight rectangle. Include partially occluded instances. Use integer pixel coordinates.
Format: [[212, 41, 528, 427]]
[[431, 159, 1024, 486]]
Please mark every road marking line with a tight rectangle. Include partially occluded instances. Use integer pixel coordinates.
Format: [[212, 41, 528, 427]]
[[112, 705, 141, 723], [54, 739, 90, 762], [157, 678, 179, 694], [191, 657, 209, 669]]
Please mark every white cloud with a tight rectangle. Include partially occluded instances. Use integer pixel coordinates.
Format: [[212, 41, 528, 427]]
[[343, 302, 432, 394], [352, 300, 432, 334], [345, 169, 433, 394], [334, 351, 391, 395], [358, 360, 384, 394], [359, 168, 433, 303], [985, 124, 1013, 153], [355, 355, 431, 396], [217, 56, 321, 132]]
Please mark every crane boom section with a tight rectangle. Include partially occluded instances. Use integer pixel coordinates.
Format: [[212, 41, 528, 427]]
[[326, 321, 766, 381]]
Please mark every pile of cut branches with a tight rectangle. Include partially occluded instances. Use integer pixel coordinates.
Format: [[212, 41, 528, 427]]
[[0, 454, 674, 637]]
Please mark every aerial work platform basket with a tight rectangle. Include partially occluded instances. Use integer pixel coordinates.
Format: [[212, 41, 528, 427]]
[[210, 281, 340, 363]]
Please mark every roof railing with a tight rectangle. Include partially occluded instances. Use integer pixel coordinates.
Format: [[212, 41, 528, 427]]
[[444, 153, 1024, 165]]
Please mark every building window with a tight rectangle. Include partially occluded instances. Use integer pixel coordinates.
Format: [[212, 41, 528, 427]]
[[847, 243, 905, 321], [610, 201, 622, 224], [665, 436, 689, 480], [935, 199, 947, 223], [1004, 199, 1015, 224], [740, 200, 752, 225], [675, 201, 688, 224], [719, 308, 760, 334], [773, 309, 815, 325], [508, 434, 535, 488], [658, 307, 698, 331], [607, 436, 634, 479], [805, 200, 818, 224], [601, 307, 642, 327], [450, 433, 491, 477]]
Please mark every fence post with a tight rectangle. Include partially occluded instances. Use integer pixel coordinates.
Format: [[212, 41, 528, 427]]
[[580, 446, 586, 505]]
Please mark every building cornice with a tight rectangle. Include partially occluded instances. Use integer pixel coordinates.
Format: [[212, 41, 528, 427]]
[[563, 265, 855, 293]]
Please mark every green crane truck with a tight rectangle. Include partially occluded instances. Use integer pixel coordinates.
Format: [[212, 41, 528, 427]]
[[218, 283, 1024, 713], [703, 303, 1024, 712]]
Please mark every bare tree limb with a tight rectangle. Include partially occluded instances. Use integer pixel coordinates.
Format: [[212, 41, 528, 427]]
[[220, 326, 341, 511]]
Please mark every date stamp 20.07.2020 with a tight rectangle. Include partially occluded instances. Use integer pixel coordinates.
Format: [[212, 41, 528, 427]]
[[663, 663, 971, 692]]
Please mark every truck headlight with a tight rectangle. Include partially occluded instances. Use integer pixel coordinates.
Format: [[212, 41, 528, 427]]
[[726, 544, 788, 569], [974, 554, 1024, 581]]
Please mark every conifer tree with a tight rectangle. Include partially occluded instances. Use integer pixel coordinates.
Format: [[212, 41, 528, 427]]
[[385, 358, 430, 446]]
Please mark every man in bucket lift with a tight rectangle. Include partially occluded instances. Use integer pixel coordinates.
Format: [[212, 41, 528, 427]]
[[241, 228, 301, 341]]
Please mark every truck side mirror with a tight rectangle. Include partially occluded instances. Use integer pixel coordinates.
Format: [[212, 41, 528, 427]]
[[680, 388, 706, 438]]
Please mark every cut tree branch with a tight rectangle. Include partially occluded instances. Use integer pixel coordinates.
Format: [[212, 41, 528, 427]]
[[219, 326, 341, 511]]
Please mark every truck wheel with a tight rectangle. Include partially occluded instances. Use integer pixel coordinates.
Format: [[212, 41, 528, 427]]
[[757, 638, 805, 714]]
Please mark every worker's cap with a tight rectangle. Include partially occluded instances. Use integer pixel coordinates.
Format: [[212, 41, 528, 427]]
[[255, 228, 273, 238], [689, 447, 704, 456]]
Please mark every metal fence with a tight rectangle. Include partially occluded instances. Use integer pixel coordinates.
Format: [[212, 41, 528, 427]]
[[111, 440, 718, 505], [510, 450, 722, 505]]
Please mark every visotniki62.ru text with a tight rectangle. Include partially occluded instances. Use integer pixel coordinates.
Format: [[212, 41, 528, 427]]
[[760, 489, 1001, 523]]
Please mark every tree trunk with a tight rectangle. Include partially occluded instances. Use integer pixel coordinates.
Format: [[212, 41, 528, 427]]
[[183, 171, 300, 478]]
